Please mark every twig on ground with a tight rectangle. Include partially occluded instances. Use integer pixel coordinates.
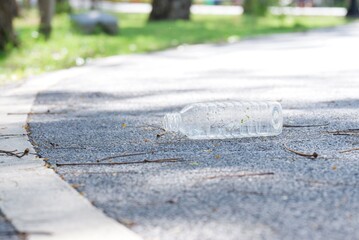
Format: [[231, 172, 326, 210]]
[[0, 148, 30, 158], [118, 219, 137, 228], [137, 124, 167, 138], [96, 151, 155, 162], [338, 148, 359, 153], [46, 142, 87, 149], [325, 129, 359, 136], [7, 112, 32, 115], [56, 157, 184, 167], [284, 123, 329, 128], [7, 110, 66, 115], [75, 170, 138, 175], [0, 134, 27, 140], [19, 231, 52, 236], [45, 146, 87, 150], [0, 134, 26, 137], [54, 147, 86, 149], [156, 132, 166, 138], [142, 158, 182, 163], [283, 143, 318, 159], [205, 172, 274, 180]]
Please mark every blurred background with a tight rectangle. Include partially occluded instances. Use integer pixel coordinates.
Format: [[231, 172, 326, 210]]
[[0, 0, 356, 85]]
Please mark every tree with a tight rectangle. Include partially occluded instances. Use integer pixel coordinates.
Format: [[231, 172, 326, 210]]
[[22, 0, 31, 9], [0, 0, 18, 51], [38, 0, 55, 39], [91, 0, 100, 10], [56, 0, 72, 14], [149, 0, 192, 21], [243, 0, 277, 16], [346, 0, 359, 17]]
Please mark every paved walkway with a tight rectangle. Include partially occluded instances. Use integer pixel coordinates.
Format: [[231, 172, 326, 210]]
[[0, 70, 142, 240], [2, 23, 359, 239]]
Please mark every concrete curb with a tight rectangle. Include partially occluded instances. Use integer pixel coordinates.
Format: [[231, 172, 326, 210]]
[[0, 68, 142, 240]]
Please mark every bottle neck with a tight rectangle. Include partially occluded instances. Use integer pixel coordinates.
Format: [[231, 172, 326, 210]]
[[163, 113, 182, 132]]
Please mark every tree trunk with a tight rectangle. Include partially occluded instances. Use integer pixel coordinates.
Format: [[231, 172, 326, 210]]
[[22, 0, 31, 9], [0, 0, 18, 51], [38, 0, 55, 39], [149, 0, 192, 21], [91, 0, 100, 10], [347, 0, 359, 17]]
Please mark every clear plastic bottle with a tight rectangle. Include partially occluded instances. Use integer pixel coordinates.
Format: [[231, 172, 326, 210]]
[[163, 101, 283, 139]]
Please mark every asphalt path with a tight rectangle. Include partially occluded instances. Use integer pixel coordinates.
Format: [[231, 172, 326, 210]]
[[28, 23, 359, 240]]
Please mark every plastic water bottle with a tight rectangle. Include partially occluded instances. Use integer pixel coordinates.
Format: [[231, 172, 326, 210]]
[[163, 101, 283, 139]]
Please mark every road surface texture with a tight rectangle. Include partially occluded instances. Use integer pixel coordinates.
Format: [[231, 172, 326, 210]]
[[28, 23, 359, 240]]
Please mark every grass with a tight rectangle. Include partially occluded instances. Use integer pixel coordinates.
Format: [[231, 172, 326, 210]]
[[0, 10, 349, 85]]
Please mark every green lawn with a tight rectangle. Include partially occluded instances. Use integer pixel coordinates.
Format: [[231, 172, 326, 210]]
[[0, 11, 349, 85]]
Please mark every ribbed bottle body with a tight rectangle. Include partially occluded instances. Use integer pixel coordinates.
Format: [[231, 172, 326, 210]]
[[163, 101, 283, 139]]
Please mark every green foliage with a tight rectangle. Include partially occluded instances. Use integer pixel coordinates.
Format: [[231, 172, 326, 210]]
[[0, 11, 348, 85], [56, 0, 71, 14], [243, 0, 278, 16]]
